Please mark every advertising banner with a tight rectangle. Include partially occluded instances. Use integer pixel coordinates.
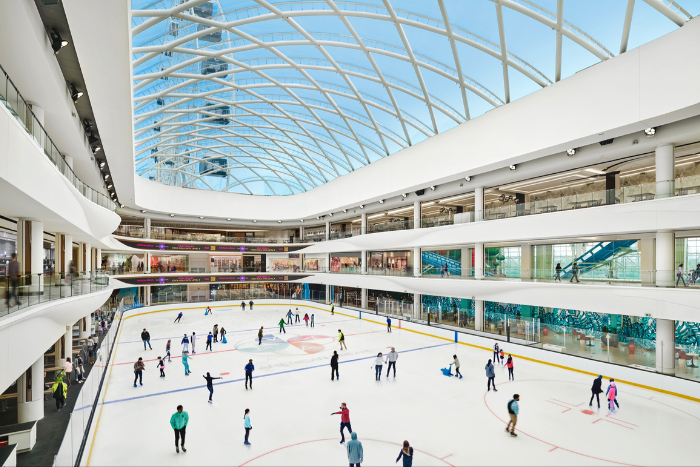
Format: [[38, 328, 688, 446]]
[[117, 274, 311, 285], [117, 239, 307, 253]]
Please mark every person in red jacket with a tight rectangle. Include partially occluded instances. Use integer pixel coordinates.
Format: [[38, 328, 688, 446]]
[[331, 402, 352, 444], [506, 354, 514, 381]]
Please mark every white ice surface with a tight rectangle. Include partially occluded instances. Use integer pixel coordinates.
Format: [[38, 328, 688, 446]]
[[87, 303, 700, 466]]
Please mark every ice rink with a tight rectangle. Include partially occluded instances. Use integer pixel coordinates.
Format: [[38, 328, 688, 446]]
[[87, 302, 700, 466]]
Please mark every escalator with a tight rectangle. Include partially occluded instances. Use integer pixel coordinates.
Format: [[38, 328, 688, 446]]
[[561, 240, 637, 278]]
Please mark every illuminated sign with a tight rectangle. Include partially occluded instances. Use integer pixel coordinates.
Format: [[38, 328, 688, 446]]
[[117, 239, 306, 253], [117, 274, 311, 285]]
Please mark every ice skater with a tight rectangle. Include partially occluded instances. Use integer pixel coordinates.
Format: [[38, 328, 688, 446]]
[[387, 317, 392, 333], [331, 303, 335, 315], [295, 308, 300, 323], [245, 359, 254, 390], [203, 372, 222, 403], [499, 349, 505, 366], [486, 359, 497, 391], [331, 402, 352, 444], [589, 375, 603, 408], [339, 329, 347, 350], [347, 432, 363, 467], [286, 309, 293, 325], [141, 328, 152, 350], [157, 356, 166, 377], [170, 405, 188, 453], [385, 347, 398, 377], [278, 318, 286, 333], [220, 327, 227, 344], [174, 311, 183, 323], [506, 354, 514, 380], [191, 332, 196, 354], [451, 355, 462, 379], [373, 352, 384, 381], [606, 378, 620, 411], [241, 301, 246, 311], [331, 350, 340, 381], [181, 334, 190, 353], [133, 357, 145, 387], [182, 351, 192, 375], [310, 313, 315, 327], [505, 394, 520, 437], [206, 332, 213, 351], [249, 300, 254, 310], [303, 313, 310, 326], [396, 440, 414, 467], [165, 340, 172, 363], [258, 326, 264, 345], [244, 408, 253, 445], [213, 324, 219, 343], [493, 342, 499, 362]]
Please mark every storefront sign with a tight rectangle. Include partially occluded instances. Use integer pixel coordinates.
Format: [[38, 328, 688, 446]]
[[117, 239, 307, 253], [117, 274, 311, 285]]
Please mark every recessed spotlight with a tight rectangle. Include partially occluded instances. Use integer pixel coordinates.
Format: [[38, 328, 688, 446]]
[[316, 216, 320, 220], [402, 193, 407, 198], [199, 216, 204, 219], [379, 200, 384, 204], [120, 204, 125, 208], [300, 219, 304, 223], [277, 220, 282, 223], [99, 162, 106, 169], [170, 214, 175, 217], [253, 220, 257, 223], [104, 174, 110, 180], [107, 184, 113, 189], [70, 84, 83, 103], [141, 210, 147, 213], [566, 148, 576, 156], [227, 218, 231, 221], [48, 28, 69, 54], [329, 213, 333, 216], [430, 186, 436, 191], [359, 205, 364, 209], [509, 165, 516, 171], [465, 176, 471, 182], [343, 209, 347, 213], [644, 127, 656, 137], [110, 192, 115, 197]]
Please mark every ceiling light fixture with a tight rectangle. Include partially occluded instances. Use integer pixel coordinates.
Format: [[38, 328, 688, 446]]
[[430, 186, 436, 191], [328, 213, 333, 216], [465, 176, 471, 182], [316, 216, 320, 220], [110, 192, 115, 197], [300, 219, 304, 223], [226, 218, 231, 221], [120, 204, 124, 208], [644, 127, 656, 137], [359, 205, 364, 209], [509, 165, 516, 171], [104, 174, 110, 180], [199, 216, 204, 219], [379, 199, 384, 204], [343, 209, 347, 213], [141, 210, 147, 213], [253, 220, 257, 223], [70, 84, 83, 103], [368, 213, 386, 220], [48, 28, 69, 54], [99, 162, 106, 169], [566, 148, 576, 156], [170, 214, 175, 217], [402, 193, 407, 198], [107, 184, 113, 189]]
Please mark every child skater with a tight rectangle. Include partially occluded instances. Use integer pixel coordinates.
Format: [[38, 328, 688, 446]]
[[157, 356, 166, 377], [165, 340, 172, 363]]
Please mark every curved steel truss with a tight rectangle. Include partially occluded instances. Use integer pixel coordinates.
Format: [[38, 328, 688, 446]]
[[132, 0, 692, 195]]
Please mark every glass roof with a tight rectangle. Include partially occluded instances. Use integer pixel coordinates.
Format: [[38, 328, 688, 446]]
[[131, 0, 695, 196]]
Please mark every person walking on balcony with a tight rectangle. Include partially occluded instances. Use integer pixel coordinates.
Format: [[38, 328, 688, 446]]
[[570, 262, 580, 283], [677, 263, 688, 287], [5, 253, 21, 307], [555, 263, 562, 282]]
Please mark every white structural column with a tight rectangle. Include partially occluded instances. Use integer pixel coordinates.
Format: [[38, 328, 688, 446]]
[[361, 288, 368, 309], [413, 201, 420, 229], [144, 217, 151, 239], [360, 212, 367, 235], [474, 299, 485, 332], [299, 225, 304, 241], [64, 325, 73, 366], [145, 252, 151, 273], [76, 243, 84, 274], [414, 293, 421, 319], [63, 234, 73, 275], [656, 319, 675, 374], [656, 231, 675, 287], [17, 356, 44, 423], [414, 247, 421, 276], [639, 237, 655, 286], [520, 243, 533, 279], [361, 250, 367, 274], [17, 220, 44, 293], [325, 221, 330, 241], [474, 187, 484, 222], [655, 144, 675, 199], [460, 247, 472, 276], [144, 285, 151, 306], [84, 243, 92, 273], [474, 243, 484, 279], [79, 315, 90, 339], [325, 284, 330, 303]]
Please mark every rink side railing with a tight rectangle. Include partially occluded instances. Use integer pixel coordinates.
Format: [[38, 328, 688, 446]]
[[53, 301, 125, 467]]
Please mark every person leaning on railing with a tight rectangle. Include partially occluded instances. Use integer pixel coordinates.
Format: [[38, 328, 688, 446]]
[[5, 253, 20, 307]]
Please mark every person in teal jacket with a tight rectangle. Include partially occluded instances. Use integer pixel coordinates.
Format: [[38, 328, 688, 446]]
[[182, 351, 192, 375], [347, 432, 363, 466], [170, 405, 189, 453], [244, 408, 252, 445]]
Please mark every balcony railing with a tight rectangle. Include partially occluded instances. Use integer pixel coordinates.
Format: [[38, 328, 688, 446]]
[[0, 271, 110, 318], [113, 228, 301, 244], [0, 63, 116, 211]]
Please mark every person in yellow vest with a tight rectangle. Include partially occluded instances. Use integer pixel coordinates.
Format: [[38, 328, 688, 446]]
[[51, 376, 68, 411]]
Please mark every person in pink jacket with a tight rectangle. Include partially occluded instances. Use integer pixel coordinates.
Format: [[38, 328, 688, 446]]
[[606, 380, 617, 412]]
